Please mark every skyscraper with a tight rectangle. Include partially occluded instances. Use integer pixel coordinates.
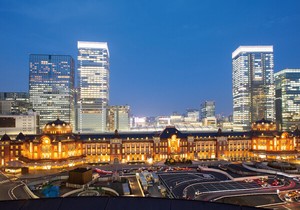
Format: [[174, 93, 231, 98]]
[[29, 55, 75, 129], [107, 105, 130, 131], [275, 69, 300, 131], [77, 41, 109, 133], [200, 101, 215, 119], [0, 92, 31, 115], [185, 109, 200, 122], [232, 46, 275, 130]]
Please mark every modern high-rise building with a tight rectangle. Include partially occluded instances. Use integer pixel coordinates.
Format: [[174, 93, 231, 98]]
[[185, 109, 200, 122], [77, 41, 109, 133], [200, 101, 215, 119], [0, 92, 31, 115], [107, 105, 130, 132], [29, 54, 75, 130], [275, 69, 300, 131], [232, 46, 275, 130]]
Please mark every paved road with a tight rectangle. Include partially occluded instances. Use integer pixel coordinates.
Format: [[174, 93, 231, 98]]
[[148, 183, 162, 197], [0, 171, 13, 200], [0, 170, 10, 181], [127, 176, 143, 196], [0, 180, 31, 201], [11, 181, 31, 200], [200, 180, 297, 202], [0, 171, 32, 201], [267, 202, 300, 210], [158, 170, 230, 198]]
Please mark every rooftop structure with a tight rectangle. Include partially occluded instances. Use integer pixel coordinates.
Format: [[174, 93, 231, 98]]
[[232, 46, 273, 59]]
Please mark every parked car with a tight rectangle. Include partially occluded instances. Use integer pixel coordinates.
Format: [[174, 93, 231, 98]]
[[261, 183, 269, 188], [285, 194, 293, 202], [272, 180, 279, 186], [195, 190, 200, 196]]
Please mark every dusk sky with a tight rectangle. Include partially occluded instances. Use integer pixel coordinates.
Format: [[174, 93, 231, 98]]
[[0, 0, 300, 117]]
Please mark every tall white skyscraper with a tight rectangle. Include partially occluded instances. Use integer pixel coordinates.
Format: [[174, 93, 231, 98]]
[[232, 46, 275, 131], [77, 41, 109, 133]]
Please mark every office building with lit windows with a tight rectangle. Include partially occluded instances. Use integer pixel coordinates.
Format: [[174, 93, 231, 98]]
[[77, 41, 109, 133], [29, 54, 75, 130], [0, 92, 31, 115], [0, 110, 39, 135], [107, 105, 130, 132], [185, 109, 200, 122], [275, 69, 300, 131], [232, 46, 275, 131], [200, 101, 215, 119]]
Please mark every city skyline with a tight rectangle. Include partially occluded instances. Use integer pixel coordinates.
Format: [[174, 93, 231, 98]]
[[1, 1, 300, 116]]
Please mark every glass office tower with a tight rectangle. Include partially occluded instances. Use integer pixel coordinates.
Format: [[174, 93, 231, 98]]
[[29, 55, 75, 130], [107, 105, 130, 132], [200, 101, 215, 119], [77, 41, 109, 133], [232, 46, 275, 131], [275, 69, 300, 131]]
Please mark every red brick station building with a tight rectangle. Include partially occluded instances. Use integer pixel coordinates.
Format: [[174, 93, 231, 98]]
[[1, 118, 300, 170]]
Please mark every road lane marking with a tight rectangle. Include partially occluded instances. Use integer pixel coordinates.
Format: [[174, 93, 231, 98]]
[[9, 183, 24, 200]]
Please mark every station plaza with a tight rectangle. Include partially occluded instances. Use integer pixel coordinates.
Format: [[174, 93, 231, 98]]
[[158, 170, 268, 200]]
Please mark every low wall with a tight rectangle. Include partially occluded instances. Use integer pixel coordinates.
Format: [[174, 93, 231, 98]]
[[227, 165, 258, 176], [23, 184, 39, 199], [62, 186, 119, 197], [212, 192, 280, 202], [285, 169, 299, 173], [198, 166, 234, 180], [242, 162, 297, 178], [66, 183, 84, 189], [89, 186, 119, 196], [233, 176, 268, 181], [98, 177, 111, 182], [61, 188, 84, 197], [99, 187, 119, 196]]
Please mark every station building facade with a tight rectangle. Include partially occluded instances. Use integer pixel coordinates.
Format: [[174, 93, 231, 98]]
[[0, 118, 299, 169]]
